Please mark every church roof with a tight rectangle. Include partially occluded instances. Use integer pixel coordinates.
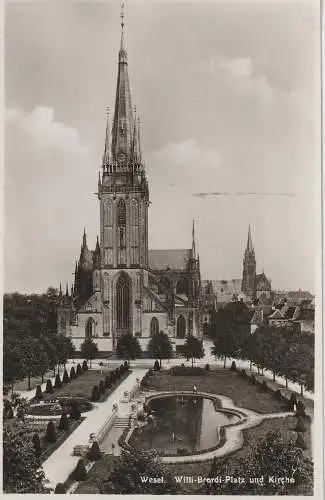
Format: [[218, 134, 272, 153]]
[[202, 279, 242, 295], [148, 249, 190, 271]]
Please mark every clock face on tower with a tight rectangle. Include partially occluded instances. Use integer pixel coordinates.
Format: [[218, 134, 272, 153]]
[[118, 152, 126, 163]]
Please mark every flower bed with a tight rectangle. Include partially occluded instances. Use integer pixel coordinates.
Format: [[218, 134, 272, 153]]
[[28, 397, 93, 416]]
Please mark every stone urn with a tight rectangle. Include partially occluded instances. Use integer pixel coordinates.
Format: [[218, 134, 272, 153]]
[[123, 390, 130, 403]]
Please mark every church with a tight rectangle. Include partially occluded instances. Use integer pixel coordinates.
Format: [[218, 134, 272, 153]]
[[57, 13, 201, 354], [202, 225, 272, 307]]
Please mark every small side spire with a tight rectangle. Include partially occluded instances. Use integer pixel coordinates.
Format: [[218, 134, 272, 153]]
[[102, 107, 111, 168], [65, 283, 69, 297], [59, 282, 62, 297]]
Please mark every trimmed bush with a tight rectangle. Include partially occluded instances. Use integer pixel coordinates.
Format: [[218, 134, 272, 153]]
[[32, 432, 41, 457], [230, 361, 237, 372], [170, 365, 205, 376], [250, 374, 256, 384], [45, 421, 57, 444], [70, 366, 76, 379], [153, 360, 160, 371], [115, 367, 120, 378], [104, 375, 110, 389], [99, 380, 105, 394], [82, 360, 88, 372], [62, 370, 70, 384], [76, 363, 83, 376], [295, 433, 307, 450], [5, 406, 14, 420], [110, 371, 116, 382], [91, 385, 100, 402], [262, 380, 268, 390], [70, 459, 87, 481], [58, 412, 70, 431], [295, 416, 306, 433], [275, 389, 282, 400], [35, 385, 44, 401], [54, 483, 66, 494], [296, 400, 306, 417], [45, 379, 53, 394], [240, 368, 247, 378], [70, 401, 81, 420], [54, 374, 62, 389], [86, 441, 102, 461], [124, 360, 129, 369], [205, 363, 210, 371], [176, 448, 189, 456]]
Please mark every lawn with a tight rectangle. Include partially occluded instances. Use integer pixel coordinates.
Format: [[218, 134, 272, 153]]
[[144, 368, 289, 414]]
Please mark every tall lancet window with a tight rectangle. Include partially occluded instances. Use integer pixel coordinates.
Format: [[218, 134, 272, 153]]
[[116, 273, 131, 330], [117, 199, 126, 266]]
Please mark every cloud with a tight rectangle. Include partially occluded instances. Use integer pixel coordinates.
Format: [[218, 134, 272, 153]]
[[5, 107, 98, 293]]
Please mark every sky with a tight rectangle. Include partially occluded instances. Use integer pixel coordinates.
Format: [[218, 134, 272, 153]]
[[4, 0, 320, 293]]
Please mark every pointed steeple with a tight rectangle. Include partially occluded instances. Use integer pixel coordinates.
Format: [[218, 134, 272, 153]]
[[111, 2, 134, 163], [102, 107, 111, 168], [59, 282, 62, 297], [191, 219, 196, 258], [93, 235, 102, 269], [246, 225, 254, 253], [65, 283, 69, 297], [82, 228, 87, 249]]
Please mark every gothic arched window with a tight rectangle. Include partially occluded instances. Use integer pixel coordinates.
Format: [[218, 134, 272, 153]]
[[85, 317, 95, 338], [176, 315, 186, 339], [117, 199, 126, 257], [150, 317, 159, 337], [116, 273, 131, 330]]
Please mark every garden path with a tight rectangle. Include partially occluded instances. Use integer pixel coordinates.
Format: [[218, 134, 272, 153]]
[[41, 368, 147, 490]]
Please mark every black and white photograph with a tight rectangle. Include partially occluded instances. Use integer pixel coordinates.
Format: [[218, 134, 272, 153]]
[[2, 0, 322, 496]]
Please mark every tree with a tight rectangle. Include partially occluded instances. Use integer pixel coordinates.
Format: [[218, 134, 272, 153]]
[[182, 336, 204, 367], [58, 412, 70, 431], [3, 336, 27, 391], [211, 328, 238, 368], [3, 424, 48, 493], [207, 431, 313, 495], [116, 332, 142, 360], [80, 338, 99, 367], [40, 335, 58, 377], [54, 336, 75, 370], [147, 331, 173, 367], [34, 346, 49, 384], [45, 421, 57, 443], [102, 446, 179, 494]]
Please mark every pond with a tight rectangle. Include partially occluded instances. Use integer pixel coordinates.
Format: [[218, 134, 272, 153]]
[[128, 395, 241, 456]]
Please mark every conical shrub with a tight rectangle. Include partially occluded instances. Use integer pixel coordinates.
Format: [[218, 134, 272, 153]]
[[104, 375, 110, 389], [70, 366, 76, 380], [54, 483, 66, 494], [70, 401, 81, 420], [45, 421, 57, 444], [154, 360, 160, 371], [86, 441, 102, 461], [99, 380, 105, 394], [296, 400, 306, 417], [45, 379, 53, 394], [91, 385, 100, 402], [295, 433, 307, 450], [35, 385, 44, 401], [295, 416, 306, 433], [70, 459, 87, 481], [54, 374, 62, 389], [82, 360, 88, 372], [32, 432, 41, 457], [58, 412, 70, 431], [76, 363, 82, 376], [62, 370, 70, 384]]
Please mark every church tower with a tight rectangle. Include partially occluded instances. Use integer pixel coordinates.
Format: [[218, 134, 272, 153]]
[[97, 7, 149, 346], [241, 225, 256, 299]]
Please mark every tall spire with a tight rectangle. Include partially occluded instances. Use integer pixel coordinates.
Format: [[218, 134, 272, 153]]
[[192, 219, 196, 258], [246, 224, 254, 253], [111, 1, 134, 163], [82, 228, 87, 249], [102, 107, 111, 168]]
